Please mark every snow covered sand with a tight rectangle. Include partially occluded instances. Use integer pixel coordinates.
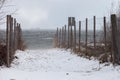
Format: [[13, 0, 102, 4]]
[[0, 48, 120, 80]]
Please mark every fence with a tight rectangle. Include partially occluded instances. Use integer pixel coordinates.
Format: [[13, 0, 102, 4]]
[[54, 14, 120, 65], [0, 15, 24, 67]]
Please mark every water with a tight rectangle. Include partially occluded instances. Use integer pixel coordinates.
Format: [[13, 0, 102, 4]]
[[0, 30, 103, 50], [22, 30, 56, 49]]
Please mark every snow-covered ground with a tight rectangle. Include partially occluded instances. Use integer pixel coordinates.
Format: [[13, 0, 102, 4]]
[[0, 48, 120, 80]]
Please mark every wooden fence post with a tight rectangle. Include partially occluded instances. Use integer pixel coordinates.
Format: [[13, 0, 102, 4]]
[[56, 27, 58, 47], [18, 24, 22, 50], [70, 25, 73, 49], [14, 18, 17, 52], [68, 25, 69, 48], [64, 25, 66, 48], [79, 21, 81, 52], [10, 16, 13, 61], [104, 17, 107, 54], [85, 18, 88, 56], [61, 27, 64, 48], [59, 28, 61, 48], [57, 28, 59, 47], [68, 18, 70, 48], [74, 19, 76, 52], [93, 16, 96, 49], [111, 14, 119, 64], [16, 23, 19, 49], [6, 15, 10, 67], [17, 24, 19, 49]]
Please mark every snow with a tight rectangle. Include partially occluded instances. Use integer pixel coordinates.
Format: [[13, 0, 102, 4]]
[[0, 48, 120, 80]]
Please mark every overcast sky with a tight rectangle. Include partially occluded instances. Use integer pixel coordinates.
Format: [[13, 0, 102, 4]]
[[2, 0, 119, 30]]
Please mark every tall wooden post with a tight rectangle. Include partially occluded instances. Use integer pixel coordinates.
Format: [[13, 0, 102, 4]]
[[104, 17, 107, 54], [17, 24, 20, 49], [64, 25, 66, 48], [14, 19, 17, 52], [6, 15, 10, 67], [93, 16, 96, 49], [74, 19, 76, 52], [18, 24, 22, 50], [16, 23, 19, 49], [19, 24, 23, 50], [56, 27, 59, 47], [62, 27, 64, 48], [85, 18, 88, 55], [59, 28, 61, 48], [70, 25, 73, 49], [79, 21, 81, 52], [111, 14, 118, 64], [10, 16, 13, 60], [58, 28, 59, 47], [68, 18, 70, 48]]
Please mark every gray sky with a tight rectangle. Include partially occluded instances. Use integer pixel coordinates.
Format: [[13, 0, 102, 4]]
[[1, 0, 119, 30]]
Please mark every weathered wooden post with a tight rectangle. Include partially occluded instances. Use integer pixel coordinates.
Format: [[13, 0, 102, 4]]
[[68, 17, 71, 48], [59, 28, 61, 48], [56, 27, 59, 47], [73, 17, 76, 52], [18, 24, 22, 50], [10, 16, 13, 60], [111, 14, 120, 64], [16, 23, 19, 49], [64, 25, 66, 48], [93, 16, 96, 49], [79, 21, 81, 52], [70, 22, 73, 49], [13, 19, 17, 52], [6, 15, 10, 67], [62, 27, 64, 47], [104, 17, 107, 54], [85, 18, 88, 56], [57, 28, 59, 47], [17, 24, 20, 50]]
